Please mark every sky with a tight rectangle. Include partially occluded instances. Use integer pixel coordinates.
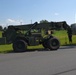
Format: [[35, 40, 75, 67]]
[[0, 0, 76, 27]]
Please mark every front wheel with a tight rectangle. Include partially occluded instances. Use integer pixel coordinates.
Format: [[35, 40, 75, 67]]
[[47, 38, 60, 50], [13, 40, 27, 52]]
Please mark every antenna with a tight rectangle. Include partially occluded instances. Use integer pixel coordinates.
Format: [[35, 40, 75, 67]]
[[75, 13, 76, 23], [31, 20, 32, 24]]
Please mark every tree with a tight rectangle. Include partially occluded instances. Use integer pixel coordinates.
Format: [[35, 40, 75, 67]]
[[0, 25, 3, 31], [71, 23, 76, 34], [40, 20, 49, 23], [62, 21, 69, 30]]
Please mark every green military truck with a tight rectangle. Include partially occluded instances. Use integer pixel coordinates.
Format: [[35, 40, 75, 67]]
[[0, 22, 60, 52]]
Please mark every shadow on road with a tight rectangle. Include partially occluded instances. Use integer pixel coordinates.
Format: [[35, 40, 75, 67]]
[[52, 68, 76, 75], [7, 48, 53, 53], [2, 45, 76, 53], [60, 46, 76, 49]]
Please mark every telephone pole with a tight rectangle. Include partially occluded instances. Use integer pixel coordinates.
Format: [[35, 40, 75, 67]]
[[31, 20, 32, 24], [75, 13, 76, 23]]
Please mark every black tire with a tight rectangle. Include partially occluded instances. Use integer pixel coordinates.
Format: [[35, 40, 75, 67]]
[[47, 38, 60, 50], [42, 41, 48, 48], [13, 40, 27, 52]]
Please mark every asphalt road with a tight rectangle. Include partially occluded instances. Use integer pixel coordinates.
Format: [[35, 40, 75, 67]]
[[0, 46, 76, 75]]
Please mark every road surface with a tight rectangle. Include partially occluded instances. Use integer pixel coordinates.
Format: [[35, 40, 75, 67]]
[[0, 46, 76, 75]]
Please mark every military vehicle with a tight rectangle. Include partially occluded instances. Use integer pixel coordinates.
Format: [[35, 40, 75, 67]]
[[0, 22, 60, 52]]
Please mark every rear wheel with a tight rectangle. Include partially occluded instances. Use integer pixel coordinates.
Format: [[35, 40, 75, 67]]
[[47, 38, 60, 50], [13, 40, 27, 52], [42, 41, 48, 48]]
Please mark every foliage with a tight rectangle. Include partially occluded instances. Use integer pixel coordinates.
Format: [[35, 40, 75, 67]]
[[0, 26, 3, 31], [71, 23, 76, 35], [40, 20, 49, 23]]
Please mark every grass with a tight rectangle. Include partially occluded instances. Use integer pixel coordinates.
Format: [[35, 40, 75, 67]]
[[53, 30, 76, 46], [0, 44, 44, 53], [0, 30, 76, 53], [0, 44, 13, 53], [0, 31, 2, 37]]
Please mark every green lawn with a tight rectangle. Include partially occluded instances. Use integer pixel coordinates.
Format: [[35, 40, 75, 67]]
[[0, 44, 13, 53], [0, 30, 76, 53], [0, 31, 2, 37], [53, 30, 76, 45]]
